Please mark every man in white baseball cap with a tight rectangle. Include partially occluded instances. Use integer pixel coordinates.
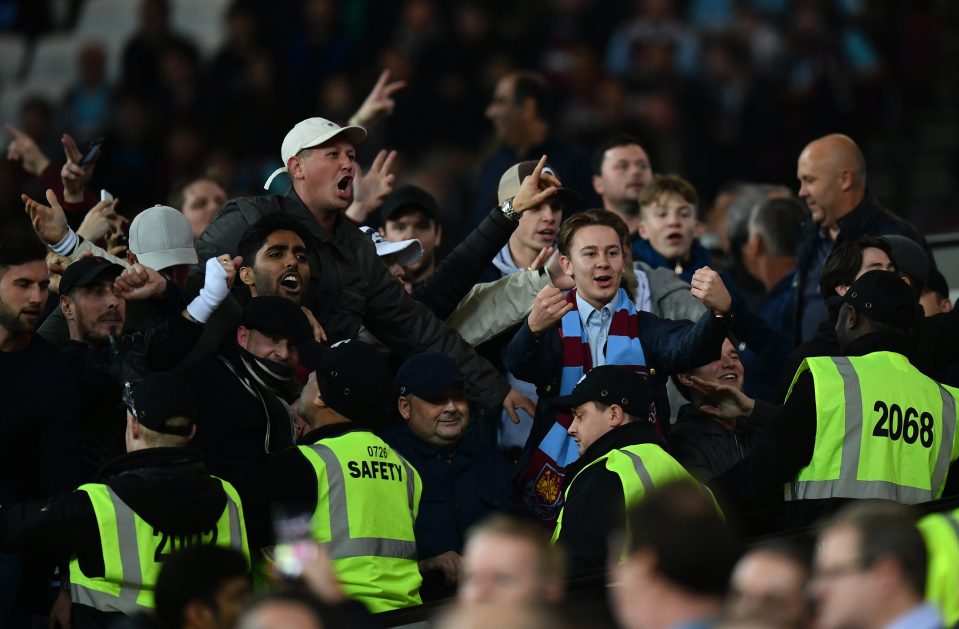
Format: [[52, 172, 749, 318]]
[[359, 225, 423, 292], [262, 117, 367, 193]]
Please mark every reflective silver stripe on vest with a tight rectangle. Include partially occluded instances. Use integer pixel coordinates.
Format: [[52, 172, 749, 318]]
[[946, 511, 959, 542], [620, 450, 655, 494], [71, 488, 148, 614], [72, 486, 244, 613], [931, 384, 957, 497], [788, 356, 943, 504], [308, 443, 417, 561]]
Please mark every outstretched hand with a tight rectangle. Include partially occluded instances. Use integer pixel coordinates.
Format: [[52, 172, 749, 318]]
[[60, 134, 97, 203], [688, 375, 755, 420], [350, 69, 406, 128], [5, 122, 50, 176], [346, 149, 397, 222], [511, 154, 562, 213], [23, 189, 69, 245], [503, 387, 536, 424], [690, 266, 732, 315], [527, 284, 573, 334]]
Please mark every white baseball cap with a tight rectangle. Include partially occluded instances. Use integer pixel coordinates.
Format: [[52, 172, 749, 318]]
[[359, 226, 423, 267], [129, 205, 199, 270], [263, 117, 367, 190]]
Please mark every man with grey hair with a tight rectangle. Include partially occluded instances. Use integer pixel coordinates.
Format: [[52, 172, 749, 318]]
[[741, 196, 808, 343]]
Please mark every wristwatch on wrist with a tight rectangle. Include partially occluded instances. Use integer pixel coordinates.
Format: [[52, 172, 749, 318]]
[[713, 308, 733, 320], [500, 197, 520, 222]]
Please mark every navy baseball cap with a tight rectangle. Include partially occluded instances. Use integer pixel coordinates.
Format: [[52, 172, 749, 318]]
[[395, 352, 465, 398], [240, 296, 312, 345], [381, 185, 439, 223]]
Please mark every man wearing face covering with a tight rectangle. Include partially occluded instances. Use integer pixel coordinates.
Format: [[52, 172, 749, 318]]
[[183, 296, 313, 484]]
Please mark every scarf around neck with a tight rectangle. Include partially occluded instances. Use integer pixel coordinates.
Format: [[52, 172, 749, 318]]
[[517, 287, 657, 525]]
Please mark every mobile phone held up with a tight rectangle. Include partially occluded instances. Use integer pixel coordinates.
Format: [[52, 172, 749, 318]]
[[272, 508, 317, 579], [79, 137, 104, 167]]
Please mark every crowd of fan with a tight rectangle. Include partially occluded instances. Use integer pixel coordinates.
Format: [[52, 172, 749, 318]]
[[0, 3, 958, 628]]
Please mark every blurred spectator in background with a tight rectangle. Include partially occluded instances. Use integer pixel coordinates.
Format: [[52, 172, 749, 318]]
[[921, 268, 952, 317], [153, 545, 251, 629], [121, 0, 198, 99], [611, 482, 740, 629], [458, 515, 564, 606], [591, 134, 653, 242], [811, 502, 938, 629], [59, 41, 111, 147], [471, 71, 591, 230], [176, 177, 227, 240], [727, 541, 811, 628]]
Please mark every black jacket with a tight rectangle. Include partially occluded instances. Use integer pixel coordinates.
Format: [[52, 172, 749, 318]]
[[0, 448, 229, 629], [779, 308, 959, 400], [195, 189, 508, 404], [554, 421, 664, 577], [410, 206, 519, 321], [793, 191, 929, 343], [669, 403, 770, 482], [713, 331, 914, 529], [57, 300, 204, 471], [183, 352, 295, 486]]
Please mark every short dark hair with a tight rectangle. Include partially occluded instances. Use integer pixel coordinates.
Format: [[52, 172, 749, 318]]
[[237, 214, 313, 268], [591, 134, 645, 176], [824, 502, 926, 597], [511, 72, 553, 122], [749, 197, 807, 257], [0, 225, 48, 273], [466, 515, 566, 584], [625, 482, 740, 596], [154, 545, 249, 629], [557, 209, 629, 257], [819, 235, 895, 300], [639, 175, 699, 217]]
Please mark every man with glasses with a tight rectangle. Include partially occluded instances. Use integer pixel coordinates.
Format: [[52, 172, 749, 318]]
[[811, 502, 940, 629]]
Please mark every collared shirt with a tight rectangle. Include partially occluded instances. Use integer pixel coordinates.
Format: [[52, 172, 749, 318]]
[[884, 603, 942, 629], [577, 290, 620, 368]]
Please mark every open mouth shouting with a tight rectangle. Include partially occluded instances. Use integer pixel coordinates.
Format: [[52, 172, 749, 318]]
[[335, 174, 353, 200], [665, 231, 686, 247], [278, 271, 302, 296]]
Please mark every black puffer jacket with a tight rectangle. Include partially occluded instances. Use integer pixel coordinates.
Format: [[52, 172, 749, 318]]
[[194, 189, 508, 404]]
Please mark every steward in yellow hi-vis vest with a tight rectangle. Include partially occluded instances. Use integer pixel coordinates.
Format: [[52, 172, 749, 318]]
[[708, 272, 959, 528], [0, 373, 250, 629], [241, 340, 422, 613], [918, 508, 959, 626], [547, 366, 712, 576]]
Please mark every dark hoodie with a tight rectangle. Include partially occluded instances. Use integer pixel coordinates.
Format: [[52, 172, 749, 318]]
[[0, 447, 227, 629]]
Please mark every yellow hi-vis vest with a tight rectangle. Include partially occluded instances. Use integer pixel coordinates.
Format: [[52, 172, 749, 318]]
[[551, 443, 705, 549], [784, 352, 959, 503], [918, 508, 959, 626], [69, 478, 249, 614], [299, 430, 423, 613]]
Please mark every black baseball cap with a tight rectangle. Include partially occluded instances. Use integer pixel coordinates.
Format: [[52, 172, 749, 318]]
[[381, 185, 439, 223], [59, 256, 124, 296], [550, 365, 652, 416], [302, 339, 392, 423], [125, 372, 197, 436], [885, 234, 929, 287], [240, 296, 312, 345], [395, 352, 465, 399], [926, 267, 949, 298], [827, 269, 920, 331]]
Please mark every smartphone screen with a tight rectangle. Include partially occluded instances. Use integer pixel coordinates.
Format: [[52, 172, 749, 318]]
[[79, 137, 104, 167], [272, 508, 316, 578]]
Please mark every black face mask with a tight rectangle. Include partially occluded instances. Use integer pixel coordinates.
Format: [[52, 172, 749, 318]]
[[237, 347, 299, 400]]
